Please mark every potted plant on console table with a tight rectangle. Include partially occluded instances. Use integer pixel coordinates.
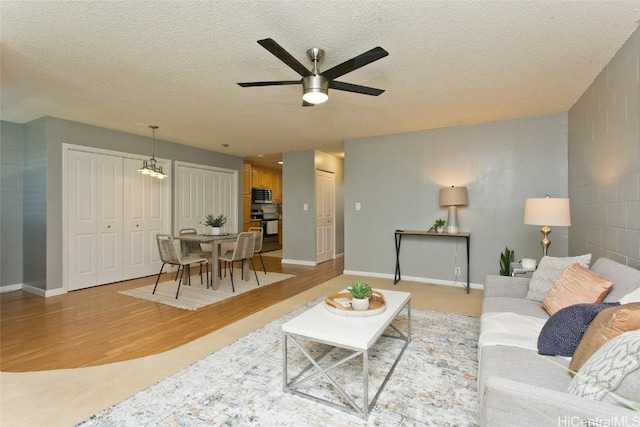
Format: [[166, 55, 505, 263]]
[[347, 280, 373, 311], [204, 214, 227, 235]]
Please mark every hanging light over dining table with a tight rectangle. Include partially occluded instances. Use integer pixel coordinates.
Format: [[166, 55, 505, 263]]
[[138, 125, 167, 179]]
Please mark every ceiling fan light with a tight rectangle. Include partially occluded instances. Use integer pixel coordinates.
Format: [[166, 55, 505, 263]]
[[302, 89, 328, 104], [302, 74, 329, 104]]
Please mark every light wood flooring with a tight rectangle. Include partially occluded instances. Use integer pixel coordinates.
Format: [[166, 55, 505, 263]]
[[1, 255, 343, 372]]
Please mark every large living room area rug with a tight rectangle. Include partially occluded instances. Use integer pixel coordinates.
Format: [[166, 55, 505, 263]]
[[77, 299, 480, 426], [119, 270, 294, 310]]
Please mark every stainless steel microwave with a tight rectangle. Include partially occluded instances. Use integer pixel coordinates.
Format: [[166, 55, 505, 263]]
[[252, 188, 272, 203]]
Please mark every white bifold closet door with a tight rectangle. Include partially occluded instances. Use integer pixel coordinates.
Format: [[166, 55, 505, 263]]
[[67, 150, 124, 290], [66, 147, 171, 291], [176, 162, 237, 235]]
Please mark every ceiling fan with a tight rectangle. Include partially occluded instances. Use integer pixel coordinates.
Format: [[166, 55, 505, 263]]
[[237, 38, 389, 106]]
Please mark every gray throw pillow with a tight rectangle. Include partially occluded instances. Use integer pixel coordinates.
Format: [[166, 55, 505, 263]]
[[566, 330, 640, 410], [525, 254, 592, 302]]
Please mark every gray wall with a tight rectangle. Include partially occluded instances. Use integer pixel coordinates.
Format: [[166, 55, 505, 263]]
[[21, 117, 244, 292], [23, 118, 48, 290], [0, 121, 24, 288], [568, 26, 640, 268], [282, 149, 344, 263], [282, 150, 316, 262], [344, 113, 568, 286]]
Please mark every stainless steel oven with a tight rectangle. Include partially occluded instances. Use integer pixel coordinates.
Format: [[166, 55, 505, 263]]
[[260, 205, 279, 251]]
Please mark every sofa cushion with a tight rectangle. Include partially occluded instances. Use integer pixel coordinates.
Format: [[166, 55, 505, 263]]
[[590, 257, 640, 302], [619, 287, 640, 304], [537, 302, 619, 356], [478, 345, 571, 403], [541, 263, 614, 315], [569, 303, 640, 374], [567, 330, 640, 410], [482, 297, 549, 320], [526, 254, 592, 302]]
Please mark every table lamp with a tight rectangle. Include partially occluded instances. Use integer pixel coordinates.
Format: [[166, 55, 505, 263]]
[[439, 186, 468, 234], [523, 195, 571, 256]]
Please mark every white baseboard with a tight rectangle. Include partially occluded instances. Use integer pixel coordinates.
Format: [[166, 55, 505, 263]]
[[342, 270, 483, 290], [281, 259, 317, 266], [0, 284, 23, 293], [1, 283, 69, 297]]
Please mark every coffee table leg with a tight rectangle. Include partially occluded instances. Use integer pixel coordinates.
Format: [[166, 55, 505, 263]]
[[282, 333, 288, 392], [363, 350, 369, 419]]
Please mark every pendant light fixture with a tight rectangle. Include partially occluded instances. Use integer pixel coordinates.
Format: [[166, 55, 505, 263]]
[[138, 125, 167, 179]]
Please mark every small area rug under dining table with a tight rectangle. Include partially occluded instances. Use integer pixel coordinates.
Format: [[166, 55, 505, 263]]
[[119, 269, 294, 310]]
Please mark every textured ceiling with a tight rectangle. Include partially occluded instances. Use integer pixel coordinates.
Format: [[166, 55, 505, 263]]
[[1, 1, 639, 167]]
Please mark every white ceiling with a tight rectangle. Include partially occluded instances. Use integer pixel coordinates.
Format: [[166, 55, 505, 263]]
[[2, 1, 639, 167]]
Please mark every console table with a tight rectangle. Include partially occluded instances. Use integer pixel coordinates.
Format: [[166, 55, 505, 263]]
[[394, 230, 471, 293]]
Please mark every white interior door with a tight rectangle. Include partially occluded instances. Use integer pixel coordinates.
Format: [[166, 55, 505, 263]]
[[316, 170, 335, 264], [122, 158, 170, 279], [68, 150, 123, 290], [176, 162, 238, 234]]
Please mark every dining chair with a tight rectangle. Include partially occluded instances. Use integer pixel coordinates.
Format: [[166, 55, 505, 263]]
[[217, 232, 260, 292], [175, 228, 207, 285], [153, 234, 209, 299], [248, 226, 267, 274]]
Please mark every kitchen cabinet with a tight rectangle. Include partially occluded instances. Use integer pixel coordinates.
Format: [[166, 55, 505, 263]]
[[245, 162, 282, 203], [243, 194, 251, 231], [272, 172, 281, 203], [278, 220, 283, 246], [243, 163, 251, 195]]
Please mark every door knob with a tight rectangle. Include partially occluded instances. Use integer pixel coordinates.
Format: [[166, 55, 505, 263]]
[[107, 225, 111, 228]]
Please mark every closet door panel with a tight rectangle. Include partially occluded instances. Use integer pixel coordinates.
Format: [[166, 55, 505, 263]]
[[122, 158, 169, 278], [68, 150, 122, 289], [96, 154, 123, 285]]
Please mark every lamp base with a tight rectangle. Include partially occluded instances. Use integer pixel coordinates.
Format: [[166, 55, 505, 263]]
[[446, 206, 460, 234], [540, 225, 551, 257]]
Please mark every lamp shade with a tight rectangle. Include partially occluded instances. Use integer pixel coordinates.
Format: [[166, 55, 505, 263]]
[[523, 197, 571, 226], [439, 186, 468, 206]]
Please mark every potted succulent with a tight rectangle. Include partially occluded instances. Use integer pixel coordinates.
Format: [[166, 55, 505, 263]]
[[204, 214, 227, 235], [347, 280, 373, 311], [428, 218, 446, 233]]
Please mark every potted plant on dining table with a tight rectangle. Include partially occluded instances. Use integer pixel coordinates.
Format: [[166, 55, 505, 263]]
[[204, 214, 227, 235]]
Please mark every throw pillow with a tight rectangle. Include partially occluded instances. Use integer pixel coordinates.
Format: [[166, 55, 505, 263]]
[[567, 330, 640, 410], [526, 254, 592, 302], [619, 287, 640, 304], [537, 302, 619, 356], [570, 303, 640, 374], [541, 263, 614, 315]]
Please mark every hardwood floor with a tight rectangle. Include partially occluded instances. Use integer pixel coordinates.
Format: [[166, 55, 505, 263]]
[[0, 255, 343, 372]]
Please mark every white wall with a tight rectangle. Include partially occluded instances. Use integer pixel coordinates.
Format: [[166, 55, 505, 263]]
[[344, 113, 568, 286], [568, 26, 640, 268]]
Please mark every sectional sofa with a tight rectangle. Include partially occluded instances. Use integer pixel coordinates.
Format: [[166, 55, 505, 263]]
[[478, 257, 640, 426]]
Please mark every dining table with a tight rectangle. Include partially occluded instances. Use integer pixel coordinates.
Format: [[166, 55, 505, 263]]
[[173, 233, 243, 290]]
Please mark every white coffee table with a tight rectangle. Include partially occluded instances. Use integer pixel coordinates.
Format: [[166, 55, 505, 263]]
[[282, 289, 411, 420]]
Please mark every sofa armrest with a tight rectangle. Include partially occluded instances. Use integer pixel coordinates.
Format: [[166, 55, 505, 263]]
[[484, 275, 531, 298], [481, 376, 640, 427]]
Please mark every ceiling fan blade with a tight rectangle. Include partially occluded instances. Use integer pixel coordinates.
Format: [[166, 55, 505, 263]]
[[321, 47, 388, 80], [329, 80, 385, 96], [257, 38, 312, 78], [302, 100, 315, 107], [237, 80, 301, 87]]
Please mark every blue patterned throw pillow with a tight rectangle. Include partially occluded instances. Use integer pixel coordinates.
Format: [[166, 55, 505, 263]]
[[538, 302, 620, 356]]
